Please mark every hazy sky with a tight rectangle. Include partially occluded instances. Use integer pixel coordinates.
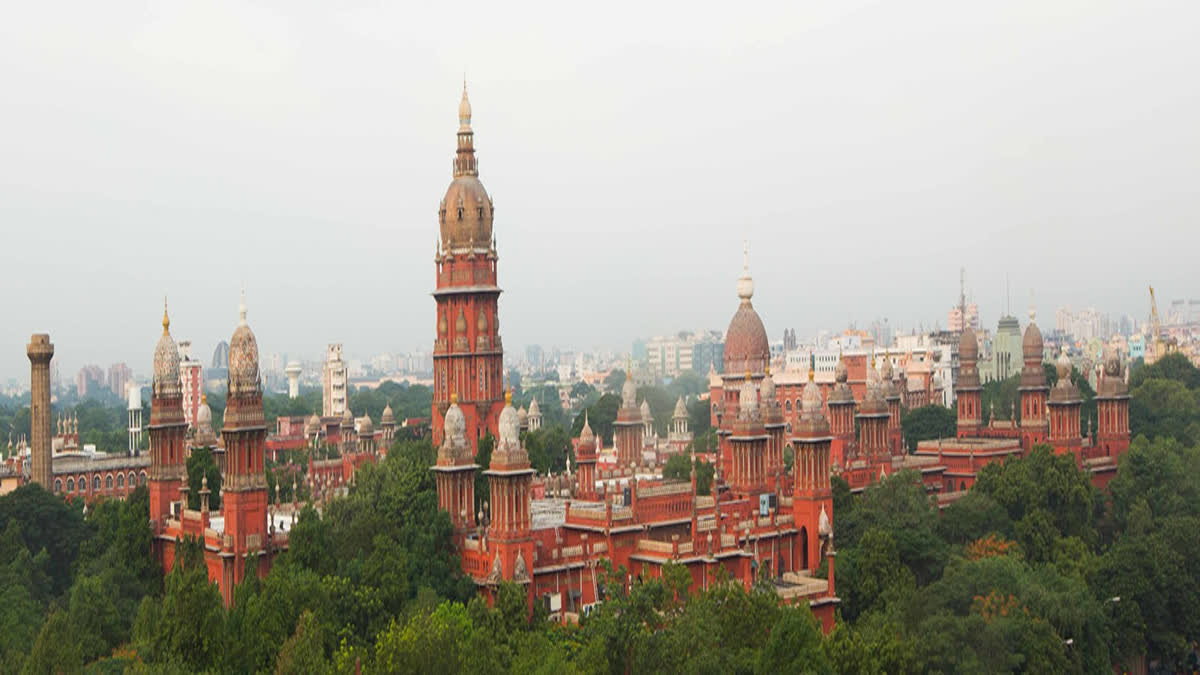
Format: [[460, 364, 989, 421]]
[[2, 1, 1197, 383]]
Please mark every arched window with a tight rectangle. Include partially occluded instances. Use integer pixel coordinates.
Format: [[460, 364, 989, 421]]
[[129, 472, 136, 487], [67, 478, 74, 492], [93, 476, 101, 491], [117, 474, 125, 488], [139, 471, 147, 486], [105, 475, 113, 490], [54, 479, 62, 492], [784, 400, 792, 413]]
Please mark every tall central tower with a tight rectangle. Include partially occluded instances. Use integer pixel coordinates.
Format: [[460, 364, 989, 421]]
[[432, 84, 503, 451]]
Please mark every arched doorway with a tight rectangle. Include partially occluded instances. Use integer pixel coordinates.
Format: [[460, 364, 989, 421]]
[[799, 526, 809, 570]]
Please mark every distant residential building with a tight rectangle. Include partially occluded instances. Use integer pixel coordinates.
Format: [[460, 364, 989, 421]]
[[948, 303, 980, 332], [322, 344, 348, 418], [76, 365, 104, 398], [178, 341, 203, 428], [108, 362, 132, 397]]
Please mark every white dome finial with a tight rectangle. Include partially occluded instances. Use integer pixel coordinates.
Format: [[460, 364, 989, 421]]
[[238, 285, 247, 326], [1029, 289, 1036, 324], [736, 240, 754, 302]]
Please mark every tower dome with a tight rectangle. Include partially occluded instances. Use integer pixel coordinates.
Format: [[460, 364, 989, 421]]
[[621, 372, 638, 410], [1055, 350, 1072, 382], [528, 397, 540, 417], [359, 414, 374, 436], [801, 378, 823, 415], [381, 403, 396, 426], [304, 411, 321, 436], [829, 353, 854, 404], [438, 393, 469, 463], [579, 411, 595, 444], [959, 327, 979, 363], [228, 291, 260, 395], [723, 244, 769, 375], [639, 399, 651, 421], [738, 375, 759, 420], [1103, 346, 1121, 378], [153, 301, 181, 396], [1023, 321, 1044, 362], [673, 396, 687, 419], [439, 84, 492, 252], [761, 368, 777, 402], [491, 391, 529, 469]]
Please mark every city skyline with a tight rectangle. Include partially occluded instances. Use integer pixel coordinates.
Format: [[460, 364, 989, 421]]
[[3, 2, 1197, 381]]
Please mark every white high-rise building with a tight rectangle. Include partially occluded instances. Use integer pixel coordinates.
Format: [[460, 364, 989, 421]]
[[323, 344, 348, 418]]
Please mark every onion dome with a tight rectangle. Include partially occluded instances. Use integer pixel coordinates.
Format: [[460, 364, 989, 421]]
[[761, 368, 777, 403], [358, 414, 373, 437], [528, 397, 540, 417], [438, 393, 470, 464], [859, 360, 888, 414], [737, 374, 759, 421], [439, 84, 493, 252], [381, 403, 396, 426], [304, 411, 321, 436], [818, 504, 832, 538], [879, 354, 893, 381], [1050, 349, 1081, 403], [673, 396, 687, 419], [959, 327, 979, 363], [723, 244, 770, 376], [1055, 350, 1072, 381], [639, 399, 652, 422], [621, 372, 638, 410], [193, 394, 219, 447], [341, 405, 355, 431], [801, 378, 823, 416], [579, 411, 595, 444], [1023, 316, 1044, 362], [1098, 346, 1129, 398], [228, 290, 260, 396], [491, 391, 529, 469], [153, 302, 181, 397], [829, 354, 855, 404], [1020, 311, 1048, 389], [518, 406, 528, 426]]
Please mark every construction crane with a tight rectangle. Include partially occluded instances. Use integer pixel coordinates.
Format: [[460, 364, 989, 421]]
[[1148, 285, 1164, 365]]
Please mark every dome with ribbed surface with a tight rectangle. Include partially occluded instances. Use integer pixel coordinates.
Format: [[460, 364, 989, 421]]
[[381, 403, 396, 426], [358, 414, 373, 437], [438, 394, 471, 464], [439, 85, 492, 252], [621, 373, 638, 410], [723, 248, 769, 375], [228, 292, 260, 395], [673, 396, 687, 419], [959, 327, 979, 363], [491, 392, 529, 469]]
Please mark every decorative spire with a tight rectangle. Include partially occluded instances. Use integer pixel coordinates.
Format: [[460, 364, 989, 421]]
[[453, 82, 477, 177], [808, 353, 816, 382], [162, 296, 170, 335], [736, 240, 754, 303], [238, 285, 247, 326]]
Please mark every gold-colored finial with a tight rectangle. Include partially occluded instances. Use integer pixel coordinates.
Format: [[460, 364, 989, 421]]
[[450, 392, 458, 405], [162, 296, 170, 335], [505, 389, 513, 405]]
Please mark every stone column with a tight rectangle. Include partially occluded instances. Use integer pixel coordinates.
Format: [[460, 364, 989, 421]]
[[27, 334, 54, 489]]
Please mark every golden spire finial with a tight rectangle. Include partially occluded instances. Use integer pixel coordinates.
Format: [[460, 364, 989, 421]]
[[162, 296, 170, 335], [450, 392, 458, 405], [808, 354, 815, 382], [505, 389, 513, 405]]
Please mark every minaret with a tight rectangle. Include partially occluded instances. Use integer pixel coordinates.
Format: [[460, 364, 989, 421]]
[[148, 302, 187, 524], [1018, 306, 1049, 451], [432, 82, 503, 453], [827, 353, 857, 467], [613, 370, 643, 467], [728, 373, 767, 496], [761, 367, 786, 479], [484, 392, 535, 594], [26, 334, 54, 489], [220, 291, 269, 603], [1095, 347, 1130, 458], [880, 353, 903, 456], [790, 365, 833, 572], [955, 327, 983, 437], [856, 358, 890, 462], [432, 394, 477, 531], [575, 412, 598, 500], [1048, 350, 1083, 457]]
